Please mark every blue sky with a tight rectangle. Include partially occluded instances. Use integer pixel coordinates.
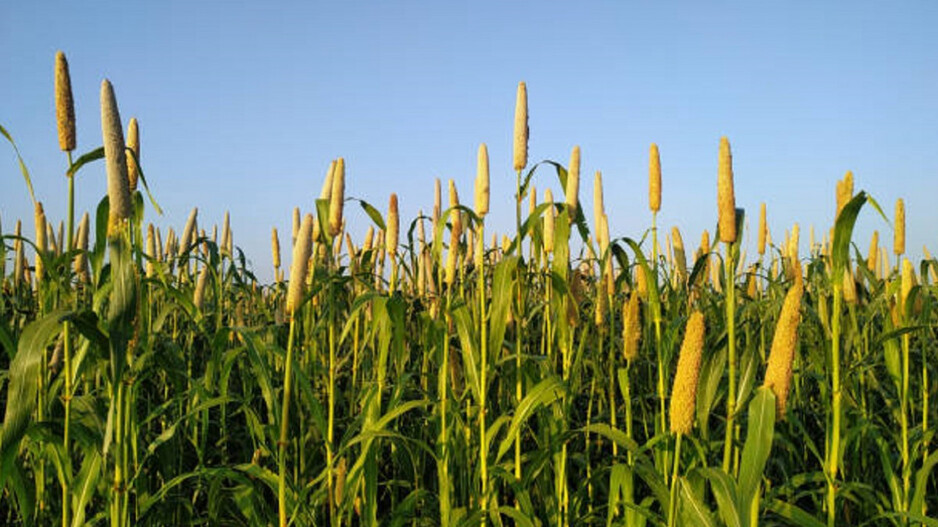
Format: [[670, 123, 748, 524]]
[[2, 2, 937, 281]]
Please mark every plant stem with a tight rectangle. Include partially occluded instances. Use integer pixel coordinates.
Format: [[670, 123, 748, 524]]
[[667, 434, 683, 527], [478, 223, 488, 522], [722, 242, 737, 473], [278, 316, 297, 527], [827, 285, 842, 527]]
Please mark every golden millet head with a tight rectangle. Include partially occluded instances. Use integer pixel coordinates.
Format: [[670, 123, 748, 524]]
[[901, 257, 914, 316], [622, 293, 641, 361], [669, 311, 706, 435], [55, 51, 76, 152], [179, 207, 199, 257], [762, 278, 804, 419], [34, 202, 47, 282], [513, 81, 528, 171], [843, 267, 858, 305], [475, 143, 490, 216], [433, 178, 442, 225], [867, 230, 879, 272], [758, 202, 767, 255], [543, 188, 555, 254], [329, 158, 346, 238], [193, 265, 209, 309], [146, 223, 157, 278], [894, 198, 905, 256], [566, 146, 580, 219], [649, 143, 661, 213], [286, 214, 314, 316], [101, 79, 132, 235], [717, 136, 736, 243], [593, 170, 605, 235], [387, 193, 400, 259], [271, 227, 281, 269], [126, 117, 140, 192]]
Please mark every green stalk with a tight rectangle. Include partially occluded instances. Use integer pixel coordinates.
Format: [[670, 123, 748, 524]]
[[477, 224, 488, 521], [439, 290, 452, 527], [278, 316, 297, 527], [62, 149, 75, 527], [514, 168, 523, 485], [328, 317, 337, 525], [652, 212, 667, 481], [667, 433, 683, 527], [624, 361, 635, 527], [110, 381, 124, 527], [919, 319, 931, 519], [606, 305, 617, 458], [722, 242, 737, 473], [901, 330, 911, 522], [827, 284, 842, 527]]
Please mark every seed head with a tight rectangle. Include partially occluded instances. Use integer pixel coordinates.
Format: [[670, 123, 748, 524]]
[[669, 311, 706, 435], [758, 202, 767, 255], [75, 212, 90, 282], [193, 264, 209, 309], [34, 202, 47, 283], [433, 178, 442, 227], [221, 211, 231, 257], [55, 51, 76, 152], [286, 214, 314, 316], [448, 179, 461, 233], [271, 228, 281, 270], [544, 188, 555, 254], [593, 170, 605, 235], [566, 146, 580, 219], [146, 223, 157, 278], [867, 231, 879, 272], [649, 143, 661, 213], [894, 198, 905, 256], [445, 218, 461, 286], [387, 193, 400, 259], [13, 220, 24, 286], [475, 143, 490, 216], [363, 226, 375, 255], [634, 264, 648, 299], [126, 118, 140, 192], [842, 266, 857, 305], [513, 82, 528, 172], [101, 80, 132, 235], [901, 258, 914, 316], [622, 293, 641, 361], [329, 158, 345, 238], [762, 279, 804, 419], [672, 226, 687, 282], [179, 207, 198, 257], [717, 137, 736, 243]]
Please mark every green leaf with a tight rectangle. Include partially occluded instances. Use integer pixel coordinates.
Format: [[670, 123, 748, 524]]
[[66, 146, 104, 178], [0, 124, 36, 204], [70, 451, 102, 527], [581, 423, 640, 454], [737, 387, 776, 511], [679, 476, 717, 527], [1, 308, 69, 488], [698, 467, 741, 527], [488, 256, 517, 358], [357, 198, 387, 231], [126, 147, 163, 215], [496, 376, 565, 462], [766, 499, 825, 527], [910, 448, 938, 515], [453, 303, 481, 402], [831, 192, 867, 281]]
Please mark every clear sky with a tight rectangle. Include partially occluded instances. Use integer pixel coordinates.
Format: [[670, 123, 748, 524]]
[[2, 2, 937, 281]]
